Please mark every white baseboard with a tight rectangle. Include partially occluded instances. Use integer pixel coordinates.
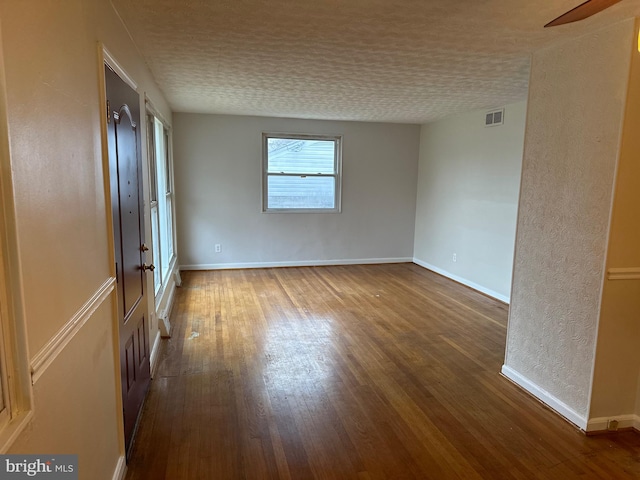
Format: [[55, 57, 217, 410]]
[[181, 257, 412, 271], [157, 282, 176, 338], [586, 414, 640, 433], [412, 258, 510, 304], [112, 455, 126, 480], [149, 330, 162, 378], [501, 365, 587, 430]]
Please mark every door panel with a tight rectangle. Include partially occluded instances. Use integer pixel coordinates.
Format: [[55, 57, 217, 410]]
[[124, 334, 136, 391], [137, 316, 147, 365], [114, 105, 145, 319], [105, 64, 151, 456]]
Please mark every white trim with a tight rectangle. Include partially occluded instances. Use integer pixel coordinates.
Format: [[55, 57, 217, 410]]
[[501, 365, 587, 430], [586, 414, 640, 433], [154, 255, 177, 305], [157, 282, 176, 337], [145, 95, 171, 129], [30, 278, 116, 384], [0, 410, 33, 454], [412, 258, 510, 304], [149, 330, 162, 378], [607, 267, 640, 280], [154, 256, 178, 337], [101, 46, 137, 91], [180, 257, 412, 271], [111, 455, 127, 480], [0, 27, 34, 451]]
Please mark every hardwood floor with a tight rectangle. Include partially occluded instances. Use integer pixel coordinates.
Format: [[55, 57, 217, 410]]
[[125, 264, 640, 479]]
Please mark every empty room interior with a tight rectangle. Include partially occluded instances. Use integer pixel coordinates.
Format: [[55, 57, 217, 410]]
[[1, 0, 640, 479]]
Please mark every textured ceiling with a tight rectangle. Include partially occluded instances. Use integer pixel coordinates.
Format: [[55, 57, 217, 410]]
[[111, 0, 640, 123]]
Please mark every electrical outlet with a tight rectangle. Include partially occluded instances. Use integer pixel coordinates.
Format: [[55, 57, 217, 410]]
[[607, 419, 619, 431], [452, 253, 457, 263], [215, 244, 221, 253]]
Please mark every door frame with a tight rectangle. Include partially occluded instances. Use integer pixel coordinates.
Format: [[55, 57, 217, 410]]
[[0, 31, 33, 451]]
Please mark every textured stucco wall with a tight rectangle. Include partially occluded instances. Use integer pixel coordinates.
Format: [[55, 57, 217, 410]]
[[505, 19, 634, 420]]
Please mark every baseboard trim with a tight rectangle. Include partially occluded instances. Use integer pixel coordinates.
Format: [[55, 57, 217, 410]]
[[112, 455, 126, 480], [412, 258, 510, 304], [157, 282, 176, 338], [31, 277, 116, 384], [181, 257, 413, 271], [586, 414, 640, 433], [501, 365, 587, 430], [149, 330, 162, 378]]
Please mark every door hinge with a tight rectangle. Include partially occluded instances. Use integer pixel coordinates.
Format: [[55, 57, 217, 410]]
[[106, 99, 111, 124]]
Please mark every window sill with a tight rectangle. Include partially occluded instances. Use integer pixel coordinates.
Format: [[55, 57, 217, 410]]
[[262, 208, 342, 214]]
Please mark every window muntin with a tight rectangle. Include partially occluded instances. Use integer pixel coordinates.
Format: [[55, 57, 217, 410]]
[[262, 134, 342, 213]]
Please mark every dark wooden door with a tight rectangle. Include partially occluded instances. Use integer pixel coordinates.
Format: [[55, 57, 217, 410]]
[[105, 64, 151, 455]]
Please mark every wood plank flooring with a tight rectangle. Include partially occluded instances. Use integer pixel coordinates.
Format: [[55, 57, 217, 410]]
[[125, 264, 640, 479]]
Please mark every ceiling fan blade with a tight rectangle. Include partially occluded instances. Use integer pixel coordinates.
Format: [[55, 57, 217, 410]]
[[545, 0, 623, 27]]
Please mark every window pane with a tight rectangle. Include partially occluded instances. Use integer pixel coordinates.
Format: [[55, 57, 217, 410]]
[[165, 194, 174, 260], [267, 175, 335, 209], [267, 138, 335, 174], [163, 129, 171, 194], [146, 115, 158, 202], [159, 194, 170, 283], [151, 206, 161, 293]]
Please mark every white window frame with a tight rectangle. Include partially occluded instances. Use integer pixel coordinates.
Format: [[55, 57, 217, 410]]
[[262, 133, 343, 213], [145, 106, 176, 300], [146, 113, 162, 295]]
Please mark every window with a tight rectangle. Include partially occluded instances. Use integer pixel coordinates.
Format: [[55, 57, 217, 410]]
[[262, 133, 342, 213], [146, 112, 176, 296]]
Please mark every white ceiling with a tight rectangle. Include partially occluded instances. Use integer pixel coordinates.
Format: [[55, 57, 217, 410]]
[[111, 0, 640, 124]]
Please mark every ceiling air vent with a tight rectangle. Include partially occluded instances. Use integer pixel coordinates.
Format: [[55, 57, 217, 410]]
[[485, 108, 505, 127]]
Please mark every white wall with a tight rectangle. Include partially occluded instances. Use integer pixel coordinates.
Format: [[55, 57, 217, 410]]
[[413, 102, 526, 302], [504, 19, 635, 428], [588, 22, 640, 429], [0, 0, 172, 476], [173, 114, 420, 269]]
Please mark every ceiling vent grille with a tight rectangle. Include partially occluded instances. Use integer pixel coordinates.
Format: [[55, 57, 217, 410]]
[[485, 108, 505, 127]]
